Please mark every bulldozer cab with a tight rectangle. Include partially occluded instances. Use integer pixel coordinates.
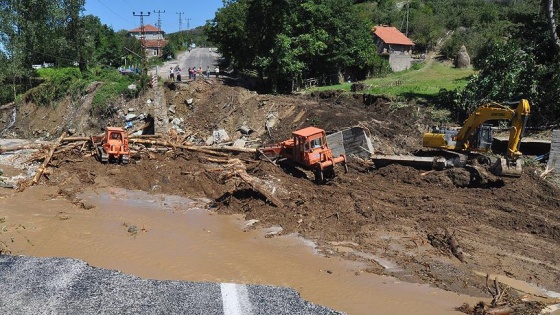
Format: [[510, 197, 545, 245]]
[[292, 127, 329, 166]]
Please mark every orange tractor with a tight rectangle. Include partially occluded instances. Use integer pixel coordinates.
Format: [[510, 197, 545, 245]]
[[258, 127, 348, 182], [91, 127, 131, 164]]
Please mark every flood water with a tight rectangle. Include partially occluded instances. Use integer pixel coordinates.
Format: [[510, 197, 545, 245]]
[[0, 185, 481, 314]]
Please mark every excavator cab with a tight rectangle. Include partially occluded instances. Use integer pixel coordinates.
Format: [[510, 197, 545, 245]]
[[469, 124, 493, 151]]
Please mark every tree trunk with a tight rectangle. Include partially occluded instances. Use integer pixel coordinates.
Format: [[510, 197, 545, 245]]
[[547, 0, 560, 53]]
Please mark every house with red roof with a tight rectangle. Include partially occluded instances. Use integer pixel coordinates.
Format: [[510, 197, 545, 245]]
[[128, 24, 169, 58], [373, 26, 415, 71]]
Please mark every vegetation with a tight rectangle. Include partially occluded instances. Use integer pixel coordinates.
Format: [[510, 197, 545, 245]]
[[1, 0, 560, 126], [314, 61, 474, 99], [206, 0, 384, 92]]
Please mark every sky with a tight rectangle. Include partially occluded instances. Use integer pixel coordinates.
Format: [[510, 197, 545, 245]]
[[84, 0, 224, 34]]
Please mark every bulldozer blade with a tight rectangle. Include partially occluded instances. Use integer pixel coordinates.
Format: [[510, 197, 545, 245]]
[[491, 158, 522, 177]]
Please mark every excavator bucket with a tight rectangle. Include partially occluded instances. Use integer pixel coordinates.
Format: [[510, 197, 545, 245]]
[[491, 158, 522, 177]]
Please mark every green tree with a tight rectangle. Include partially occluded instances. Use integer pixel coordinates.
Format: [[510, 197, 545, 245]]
[[207, 0, 379, 92]]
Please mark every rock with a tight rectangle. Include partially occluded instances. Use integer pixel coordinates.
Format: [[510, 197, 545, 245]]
[[233, 139, 246, 148], [171, 118, 182, 126], [168, 105, 176, 114], [128, 108, 135, 113], [186, 98, 193, 105], [455, 45, 471, 68], [146, 99, 152, 104], [127, 225, 138, 234], [205, 136, 214, 146], [80, 200, 95, 210], [212, 129, 230, 143], [351, 82, 365, 92], [67, 128, 76, 136], [127, 84, 137, 91], [125, 114, 137, 121]]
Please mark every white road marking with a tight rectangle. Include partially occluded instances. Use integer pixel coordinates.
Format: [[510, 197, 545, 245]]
[[221, 283, 253, 315]]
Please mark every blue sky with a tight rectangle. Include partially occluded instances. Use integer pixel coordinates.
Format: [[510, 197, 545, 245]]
[[84, 0, 224, 34]]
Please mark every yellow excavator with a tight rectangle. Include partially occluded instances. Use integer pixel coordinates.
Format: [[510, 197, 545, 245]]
[[422, 99, 531, 177]]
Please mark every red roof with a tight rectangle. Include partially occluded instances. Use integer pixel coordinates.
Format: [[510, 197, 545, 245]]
[[373, 26, 414, 46], [143, 39, 169, 48], [293, 127, 325, 138], [129, 24, 163, 33]]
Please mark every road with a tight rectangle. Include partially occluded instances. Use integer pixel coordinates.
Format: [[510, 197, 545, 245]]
[[152, 48, 220, 79], [0, 256, 342, 315]]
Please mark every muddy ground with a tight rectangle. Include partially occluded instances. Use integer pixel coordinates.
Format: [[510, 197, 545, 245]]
[[1, 76, 559, 312]]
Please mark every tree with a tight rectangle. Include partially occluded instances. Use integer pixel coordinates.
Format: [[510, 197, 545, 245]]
[[546, 0, 560, 53], [206, 0, 379, 92]]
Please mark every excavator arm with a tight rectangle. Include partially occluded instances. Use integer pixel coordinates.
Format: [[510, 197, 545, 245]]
[[505, 99, 530, 160], [454, 102, 516, 150]]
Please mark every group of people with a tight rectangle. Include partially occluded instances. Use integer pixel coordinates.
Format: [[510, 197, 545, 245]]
[[169, 65, 182, 82], [169, 65, 220, 82]]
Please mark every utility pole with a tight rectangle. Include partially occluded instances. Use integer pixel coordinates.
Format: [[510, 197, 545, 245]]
[[186, 18, 192, 30], [176, 12, 185, 32], [154, 10, 165, 31], [154, 10, 165, 58], [405, 0, 409, 37], [133, 11, 151, 75]]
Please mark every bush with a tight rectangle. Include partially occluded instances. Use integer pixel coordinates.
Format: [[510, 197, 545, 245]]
[[28, 67, 87, 106], [89, 67, 139, 116]]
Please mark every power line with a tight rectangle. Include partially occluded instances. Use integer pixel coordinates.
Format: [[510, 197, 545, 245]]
[[176, 12, 185, 32], [120, 0, 135, 10], [96, 0, 135, 27]]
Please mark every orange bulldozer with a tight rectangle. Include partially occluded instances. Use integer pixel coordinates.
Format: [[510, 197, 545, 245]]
[[90, 127, 131, 164], [257, 127, 347, 182]]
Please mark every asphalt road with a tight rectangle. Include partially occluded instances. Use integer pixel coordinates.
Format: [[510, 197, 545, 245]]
[[180, 47, 221, 76], [152, 48, 220, 80], [0, 255, 343, 315]]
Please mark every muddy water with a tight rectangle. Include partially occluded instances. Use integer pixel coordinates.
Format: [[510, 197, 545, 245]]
[[0, 186, 480, 314]]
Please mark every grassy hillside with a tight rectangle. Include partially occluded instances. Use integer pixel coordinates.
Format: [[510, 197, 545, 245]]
[[313, 60, 475, 101]]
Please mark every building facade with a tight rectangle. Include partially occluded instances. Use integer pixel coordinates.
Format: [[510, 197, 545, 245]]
[[372, 26, 415, 72], [128, 24, 169, 58]]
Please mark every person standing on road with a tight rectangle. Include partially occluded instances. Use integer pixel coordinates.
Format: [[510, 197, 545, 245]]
[[175, 66, 182, 82], [206, 66, 210, 79], [198, 67, 203, 80], [192, 66, 197, 80], [169, 67, 174, 80], [214, 66, 219, 78]]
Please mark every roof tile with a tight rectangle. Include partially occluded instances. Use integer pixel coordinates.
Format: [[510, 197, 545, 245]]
[[373, 26, 414, 46]]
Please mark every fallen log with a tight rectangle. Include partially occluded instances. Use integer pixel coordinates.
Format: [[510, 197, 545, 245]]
[[0, 143, 45, 154], [62, 134, 161, 143], [218, 159, 283, 208], [54, 141, 87, 155], [129, 139, 228, 157], [198, 145, 256, 154], [486, 306, 514, 315], [0, 102, 15, 110], [62, 136, 91, 142], [31, 131, 66, 185]]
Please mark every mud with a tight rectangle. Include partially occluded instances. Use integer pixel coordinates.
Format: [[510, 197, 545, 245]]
[[0, 185, 482, 314], [1, 74, 560, 313]]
